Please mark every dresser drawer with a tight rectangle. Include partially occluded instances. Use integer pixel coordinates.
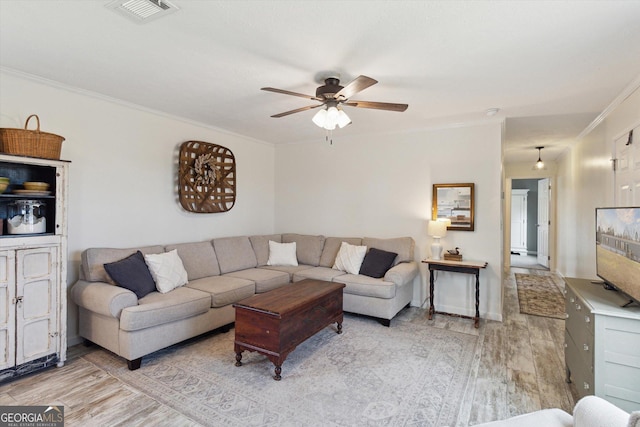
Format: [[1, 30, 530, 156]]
[[565, 287, 595, 334], [565, 330, 594, 399]]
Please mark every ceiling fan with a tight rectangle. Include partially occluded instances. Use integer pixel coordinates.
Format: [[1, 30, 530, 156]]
[[261, 75, 408, 130]]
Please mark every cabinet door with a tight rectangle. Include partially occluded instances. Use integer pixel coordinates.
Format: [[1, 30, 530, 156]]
[[0, 251, 16, 370], [15, 247, 58, 365]]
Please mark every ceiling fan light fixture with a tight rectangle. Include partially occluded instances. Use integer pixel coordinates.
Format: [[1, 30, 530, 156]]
[[312, 105, 351, 130]]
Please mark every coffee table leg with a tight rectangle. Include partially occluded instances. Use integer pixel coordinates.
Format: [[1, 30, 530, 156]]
[[337, 321, 343, 334], [235, 351, 243, 367], [274, 365, 282, 381]]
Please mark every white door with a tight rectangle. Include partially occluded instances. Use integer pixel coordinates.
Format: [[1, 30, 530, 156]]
[[537, 178, 550, 268], [16, 247, 58, 365], [511, 190, 528, 254], [614, 126, 640, 206]]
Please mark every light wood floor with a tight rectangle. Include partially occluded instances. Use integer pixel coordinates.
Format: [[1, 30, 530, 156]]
[[0, 267, 577, 426]]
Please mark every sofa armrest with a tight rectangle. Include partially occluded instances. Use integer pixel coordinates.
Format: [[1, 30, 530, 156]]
[[573, 395, 629, 427], [384, 261, 418, 287], [71, 280, 138, 318]]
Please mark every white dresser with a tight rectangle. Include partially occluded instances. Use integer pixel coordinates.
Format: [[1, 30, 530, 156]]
[[564, 277, 640, 412]]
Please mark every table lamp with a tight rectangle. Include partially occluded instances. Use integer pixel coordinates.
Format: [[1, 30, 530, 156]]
[[428, 220, 447, 260]]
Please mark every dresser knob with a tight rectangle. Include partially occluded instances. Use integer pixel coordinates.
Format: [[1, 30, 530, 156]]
[[564, 343, 568, 348], [584, 316, 590, 323], [570, 297, 575, 303], [583, 382, 590, 390], [583, 344, 589, 351], [575, 303, 581, 311]]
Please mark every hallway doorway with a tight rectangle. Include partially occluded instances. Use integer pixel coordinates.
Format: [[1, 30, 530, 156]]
[[510, 178, 550, 271]]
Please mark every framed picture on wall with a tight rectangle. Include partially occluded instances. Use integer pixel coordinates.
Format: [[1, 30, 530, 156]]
[[432, 183, 475, 231]]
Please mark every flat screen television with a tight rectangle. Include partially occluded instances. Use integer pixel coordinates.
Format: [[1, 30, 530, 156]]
[[596, 207, 640, 306]]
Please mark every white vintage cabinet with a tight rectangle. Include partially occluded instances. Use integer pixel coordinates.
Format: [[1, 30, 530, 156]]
[[564, 277, 640, 413], [0, 154, 68, 382]]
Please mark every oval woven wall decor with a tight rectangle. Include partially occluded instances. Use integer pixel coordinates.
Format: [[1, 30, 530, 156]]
[[178, 141, 236, 213]]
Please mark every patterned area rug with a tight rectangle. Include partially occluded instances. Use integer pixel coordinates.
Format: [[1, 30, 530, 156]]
[[515, 273, 565, 319], [84, 314, 478, 427]]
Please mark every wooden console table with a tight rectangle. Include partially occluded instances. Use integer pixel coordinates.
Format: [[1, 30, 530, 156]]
[[422, 259, 488, 328]]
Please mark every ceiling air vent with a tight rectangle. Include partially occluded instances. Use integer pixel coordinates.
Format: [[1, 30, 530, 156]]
[[106, 0, 179, 23]]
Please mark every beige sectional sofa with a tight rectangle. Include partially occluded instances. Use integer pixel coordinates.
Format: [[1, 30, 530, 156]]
[[71, 233, 418, 369]]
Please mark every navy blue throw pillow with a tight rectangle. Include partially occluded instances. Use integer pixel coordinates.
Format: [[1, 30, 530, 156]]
[[359, 248, 398, 278], [104, 251, 156, 299]]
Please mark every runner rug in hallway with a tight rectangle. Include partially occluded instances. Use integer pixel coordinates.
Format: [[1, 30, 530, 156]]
[[515, 273, 565, 319], [83, 314, 478, 427]]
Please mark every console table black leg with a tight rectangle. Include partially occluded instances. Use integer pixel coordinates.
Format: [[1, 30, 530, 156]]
[[474, 272, 480, 328], [428, 269, 435, 320]]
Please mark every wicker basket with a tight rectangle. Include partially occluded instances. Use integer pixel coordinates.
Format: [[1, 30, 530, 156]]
[[0, 115, 65, 159]]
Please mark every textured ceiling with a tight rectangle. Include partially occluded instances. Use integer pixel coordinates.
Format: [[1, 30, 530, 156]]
[[1, 1, 640, 164]]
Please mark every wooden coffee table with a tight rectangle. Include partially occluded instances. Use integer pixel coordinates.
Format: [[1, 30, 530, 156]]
[[233, 278, 345, 380]]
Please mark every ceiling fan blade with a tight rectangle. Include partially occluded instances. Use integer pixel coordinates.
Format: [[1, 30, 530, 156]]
[[343, 100, 408, 112], [261, 87, 322, 101], [334, 75, 378, 100], [271, 104, 324, 118]]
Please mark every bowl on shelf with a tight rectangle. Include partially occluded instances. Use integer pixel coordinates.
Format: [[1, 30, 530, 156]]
[[23, 181, 50, 191], [0, 177, 9, 193]]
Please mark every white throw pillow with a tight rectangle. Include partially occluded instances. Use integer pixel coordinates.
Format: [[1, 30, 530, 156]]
[[333, 241, 367, 274], [267, 240, 298, 266], [144, 249, 188, 294]]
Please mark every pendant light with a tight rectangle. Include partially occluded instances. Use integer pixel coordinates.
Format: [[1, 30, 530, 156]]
[[533, 146, 546, 170]]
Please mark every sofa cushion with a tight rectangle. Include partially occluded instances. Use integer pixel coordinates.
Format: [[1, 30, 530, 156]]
[[293, 266, 347, 282], [319, 237, 363, 267], [165, 241, 220, 280], [262, 264, 315, 281], [362, 237, 414, 265], [249, 234, 282, 266], [213, 236, 257, 274], [186, 276, 255, 308], [359, 248, 398, 278], [282, 233, 325, 266], [144, 249, 189, 294], [333, 274, 396, 299], [82, 245, 165, 283], [267, 240, 298, 266], [103, 251, 157, 299], [225, 268, 289, 293], [119, 287, 211, 331], [333, 241, 367, 274]]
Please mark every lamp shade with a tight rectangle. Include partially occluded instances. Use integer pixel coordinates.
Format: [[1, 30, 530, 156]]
[[312, 108, 327, 127], [428, 220, 447, 238]]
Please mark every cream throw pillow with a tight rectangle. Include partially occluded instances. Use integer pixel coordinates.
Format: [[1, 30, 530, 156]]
[[267, 240, 298, 266], [144, 249, 188, 293], [333, 241, 367, 274]]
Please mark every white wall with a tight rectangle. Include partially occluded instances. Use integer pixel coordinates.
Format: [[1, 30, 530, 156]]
[[274, 123, 504, 321], [0, 70, 276, 343], [556, 86, 640, 279]]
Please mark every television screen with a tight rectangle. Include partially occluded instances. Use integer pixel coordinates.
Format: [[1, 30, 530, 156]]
[[596, 207, 640, 305]]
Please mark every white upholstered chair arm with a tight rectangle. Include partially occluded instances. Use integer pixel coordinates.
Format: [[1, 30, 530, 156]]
[[573, 396, 630, 427]]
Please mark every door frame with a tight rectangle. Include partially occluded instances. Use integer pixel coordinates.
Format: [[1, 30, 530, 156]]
[[504, 176, 556, 272]]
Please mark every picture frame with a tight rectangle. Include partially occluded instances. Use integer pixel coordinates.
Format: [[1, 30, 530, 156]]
[[432, 183, 475, 231]]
